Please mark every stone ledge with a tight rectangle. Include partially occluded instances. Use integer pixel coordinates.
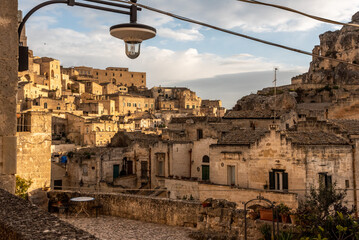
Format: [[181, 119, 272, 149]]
[[0, 188, 98, 240]]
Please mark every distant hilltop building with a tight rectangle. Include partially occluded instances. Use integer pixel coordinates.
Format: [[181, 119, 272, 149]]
[[62, 66, 146, 88]]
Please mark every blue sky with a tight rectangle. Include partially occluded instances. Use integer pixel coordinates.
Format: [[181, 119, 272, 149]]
[[18, 0, 359, 108]]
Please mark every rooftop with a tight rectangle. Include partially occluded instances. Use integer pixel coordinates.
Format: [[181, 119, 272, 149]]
[[284, 131, 349, 145]]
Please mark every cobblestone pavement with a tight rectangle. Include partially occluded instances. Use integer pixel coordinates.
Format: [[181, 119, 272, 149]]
[[61, 215, 195, 240]]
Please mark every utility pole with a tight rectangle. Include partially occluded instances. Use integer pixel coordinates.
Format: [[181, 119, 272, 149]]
[[273, 67, 278, 123]]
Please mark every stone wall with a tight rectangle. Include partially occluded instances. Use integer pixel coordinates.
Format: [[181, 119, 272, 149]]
[[48, 190, 285, 239], [16, 111, 52, 191], [48, 191, 200, 227], [165, 178, 298, 209], [0, 0, 18, 193], [0, 188, 97, 240]]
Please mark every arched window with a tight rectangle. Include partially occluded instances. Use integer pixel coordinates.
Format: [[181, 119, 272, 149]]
[[202, 155, 209, 163], [44, 103, 47, 109]]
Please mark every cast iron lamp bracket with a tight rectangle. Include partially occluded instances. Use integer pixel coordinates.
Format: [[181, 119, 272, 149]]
[[18, 0, 155, 71]]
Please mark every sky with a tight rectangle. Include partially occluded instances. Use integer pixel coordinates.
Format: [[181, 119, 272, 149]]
[[18, 0, 359, 108]]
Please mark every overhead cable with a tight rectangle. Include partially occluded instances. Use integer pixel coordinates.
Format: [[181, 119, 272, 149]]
[[111, 0, 359, 69], [237, 0, 359, 28]]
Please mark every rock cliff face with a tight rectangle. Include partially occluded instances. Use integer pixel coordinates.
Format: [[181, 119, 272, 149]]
[[233, 92, 296, 111], [293, 12, 359, 85]]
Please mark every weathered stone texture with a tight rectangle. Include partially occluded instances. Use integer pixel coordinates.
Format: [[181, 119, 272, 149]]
[[0, 188, 98, 240], [49, 191, 200, 227], [0, 0, 18, 193], [16, 112, 52, 191], [0, 0, 17, 135]]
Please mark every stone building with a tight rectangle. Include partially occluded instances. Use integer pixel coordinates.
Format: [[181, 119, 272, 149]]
[[0, 0, 18, 192], [66, 113, 118, 146], [109, 93, 155, 115], [33, 57, 62, 95], [83, 80, 103, 95], [64, 66, 146, 88], [101, 82, 119, 95], [200, 99, 226, 117], [17, 81, 49, 101], [16, 111, 52, 191], [151, 87, 202, 114]]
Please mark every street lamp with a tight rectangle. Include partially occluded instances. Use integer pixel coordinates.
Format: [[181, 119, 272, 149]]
[[18, 0, 156, 71], [110, 23, 156, 59]]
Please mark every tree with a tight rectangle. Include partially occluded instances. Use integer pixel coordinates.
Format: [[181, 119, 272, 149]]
[[297, 183, 358, 239]]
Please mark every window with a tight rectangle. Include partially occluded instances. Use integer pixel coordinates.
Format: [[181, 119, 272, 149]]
[[197, 129, 203, 140], [145, 104, 148, 108], [186, 105, 189, 109], [44, 103, 47, 109], [227, 165, 235, 185], [192, 105, 195, 109], [158, 161, 164, 176], [54, 180, 62, 190], [141, 161, 148, 179], [319, 173, 332, 189], [113, 164, 120, 179], [269, 170, 288, 191], [202, 165, 209, 181], [202, 155, 209, 163], [156, 153, 165, 176]]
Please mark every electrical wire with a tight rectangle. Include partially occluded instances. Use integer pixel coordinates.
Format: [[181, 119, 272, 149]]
[[110, 0, 359, 69], [237, 0, 359, 28]]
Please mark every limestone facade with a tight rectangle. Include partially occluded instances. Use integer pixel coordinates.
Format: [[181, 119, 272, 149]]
[[16, 111, 52, 191], [0, 0, 18, 193]]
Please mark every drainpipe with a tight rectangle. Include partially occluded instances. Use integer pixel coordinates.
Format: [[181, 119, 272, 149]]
[[167, 144, 171, 176], [149, 147, 151, 188], [352, 146, 358, 218], [189, 149, 192, 178]]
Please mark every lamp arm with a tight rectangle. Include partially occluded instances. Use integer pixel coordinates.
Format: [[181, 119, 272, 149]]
[[18, 0, 68, 39], [18, 0, 139, 40]]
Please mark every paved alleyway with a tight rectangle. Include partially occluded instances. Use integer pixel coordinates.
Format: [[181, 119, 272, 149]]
[[61, 216, 195, 240]]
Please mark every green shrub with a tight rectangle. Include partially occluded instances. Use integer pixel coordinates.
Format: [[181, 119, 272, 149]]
[[15, 175, 32, 199]]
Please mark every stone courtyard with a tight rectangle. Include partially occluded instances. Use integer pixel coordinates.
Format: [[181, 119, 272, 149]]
[[60, 216, 195, 240]]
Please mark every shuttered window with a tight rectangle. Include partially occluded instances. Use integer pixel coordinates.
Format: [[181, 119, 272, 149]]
[[269, 170, 288, 191]]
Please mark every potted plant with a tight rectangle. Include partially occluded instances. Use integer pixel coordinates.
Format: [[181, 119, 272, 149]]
[[201, 199, 212, 208], [277, 203, 291, 223], [289, 209, 297, 225], [259, 207, 274, 221], [248, 209, 259, 220]]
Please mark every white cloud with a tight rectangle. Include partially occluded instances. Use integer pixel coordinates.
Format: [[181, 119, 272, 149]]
[[158, 27, 204, 41], [19, 0, 359, 34], [26, 24, 305, 86], [143, 0, 359, 32]]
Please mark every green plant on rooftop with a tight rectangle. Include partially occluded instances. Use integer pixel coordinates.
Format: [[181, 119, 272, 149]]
[[15, 175, 32, 200]]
